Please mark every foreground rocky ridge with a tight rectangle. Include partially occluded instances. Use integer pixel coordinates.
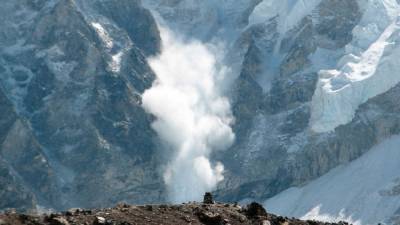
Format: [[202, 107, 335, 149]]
[[0, 202, 349, 225]]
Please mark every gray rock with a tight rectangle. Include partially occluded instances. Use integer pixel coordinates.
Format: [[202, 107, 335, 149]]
[[0, 0, 163, 211]]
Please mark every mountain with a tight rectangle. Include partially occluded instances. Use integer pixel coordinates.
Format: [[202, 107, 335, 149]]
[[1, 0, 400, 224], [0, 0, 163, 210]]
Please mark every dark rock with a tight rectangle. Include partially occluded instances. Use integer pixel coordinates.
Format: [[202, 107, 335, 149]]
[[203, 192, 214, 204], [244, 202, 267, 218]]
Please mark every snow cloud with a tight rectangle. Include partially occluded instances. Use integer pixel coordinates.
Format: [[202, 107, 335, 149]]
[[142, 27, 235, 203]]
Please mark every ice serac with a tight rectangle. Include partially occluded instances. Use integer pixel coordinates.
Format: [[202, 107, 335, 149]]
[[311, 0, 400, 133], [265, 135, 400, 225]]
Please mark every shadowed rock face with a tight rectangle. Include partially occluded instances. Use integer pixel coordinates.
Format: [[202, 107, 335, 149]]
[[315, 0, 362, 49], [0, 90, 36, 211]]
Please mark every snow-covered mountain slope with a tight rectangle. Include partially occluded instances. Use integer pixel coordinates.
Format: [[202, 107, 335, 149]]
[[264, 135, 400, 225], [311, 0, 400, 132]]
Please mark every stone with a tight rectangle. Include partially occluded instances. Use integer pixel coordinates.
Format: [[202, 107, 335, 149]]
[[244, 202, 267, 218], [196, 211, 223, 225], [203, 192, 214, 204]]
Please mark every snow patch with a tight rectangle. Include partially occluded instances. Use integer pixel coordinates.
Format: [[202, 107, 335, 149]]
[[91, 22, 125, 73], [110, 51, 123, 73], [91, 22, 114, 49]]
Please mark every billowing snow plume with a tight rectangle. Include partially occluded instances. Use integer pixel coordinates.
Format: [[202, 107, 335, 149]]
[[142, 28, 235, 203]]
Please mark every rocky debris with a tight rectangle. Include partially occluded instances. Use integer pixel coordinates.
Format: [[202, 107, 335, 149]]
[[0, 202, 350, 225]]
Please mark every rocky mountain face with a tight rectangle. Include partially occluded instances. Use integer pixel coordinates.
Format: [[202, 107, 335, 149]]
[[1, 0, 400, 224], [0, 0, 163, 210]]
